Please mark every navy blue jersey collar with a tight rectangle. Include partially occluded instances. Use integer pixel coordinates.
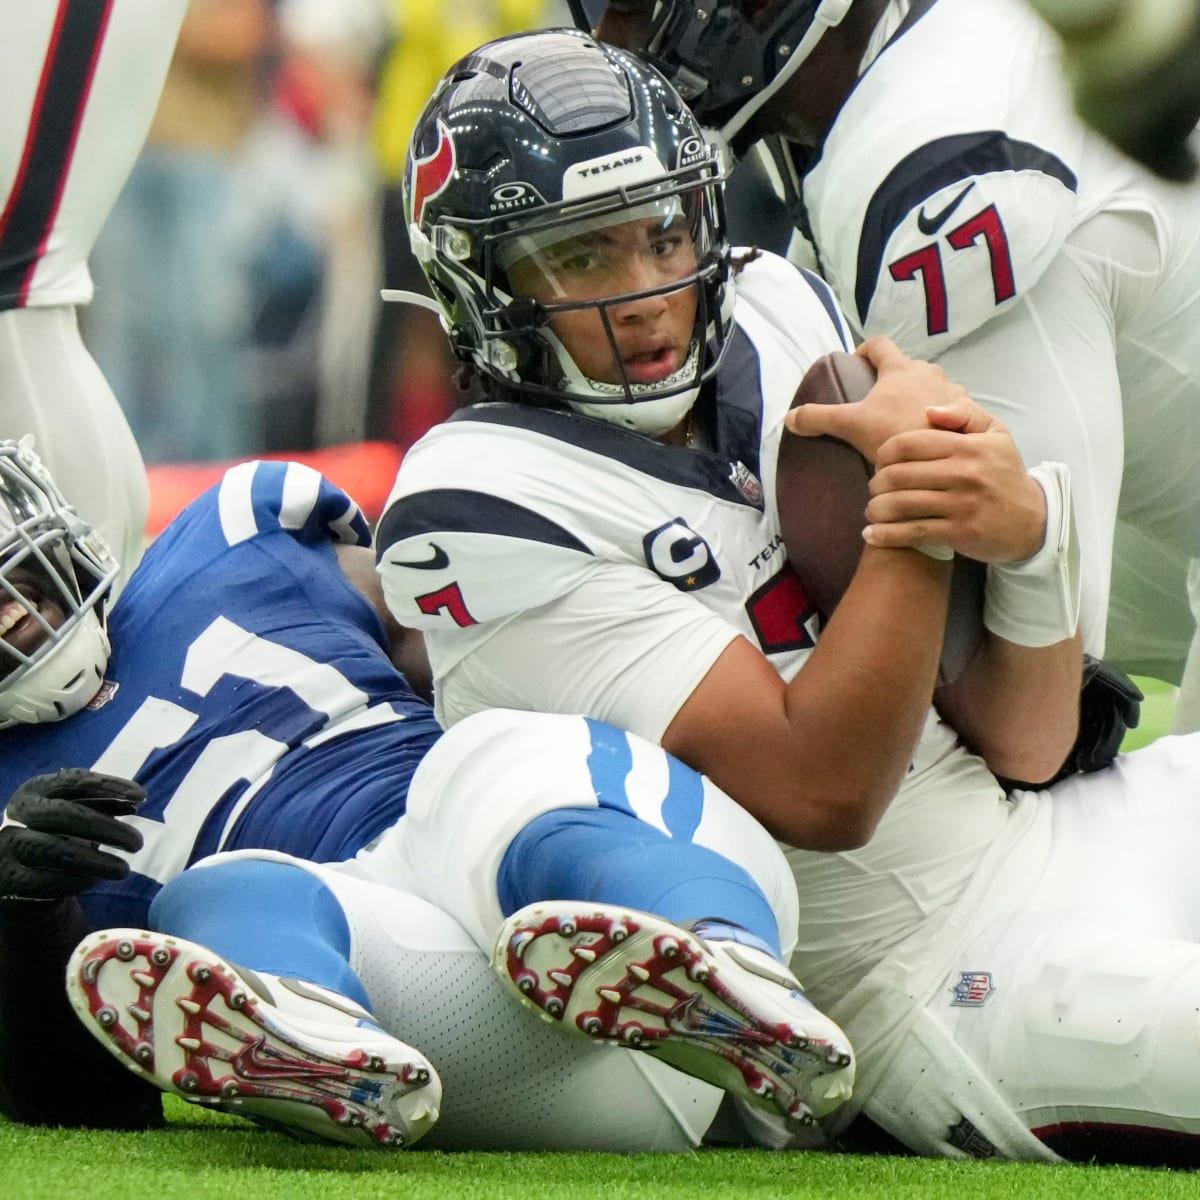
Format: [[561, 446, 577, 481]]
[[448, 327, 767, 509]]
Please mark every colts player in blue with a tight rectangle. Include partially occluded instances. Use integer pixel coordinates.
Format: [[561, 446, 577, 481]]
[[0, 438, 446, 1146], [0, 450, 439, 931], [0, 438, 844, 1153]]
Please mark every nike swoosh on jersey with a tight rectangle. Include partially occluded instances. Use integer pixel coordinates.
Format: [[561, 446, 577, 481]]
[[916, 182, 976, 235], [388, 543, 450, 570]]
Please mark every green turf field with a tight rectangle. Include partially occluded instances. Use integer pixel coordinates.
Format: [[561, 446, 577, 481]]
[[1, 680, 1188, 1194], [4, 1097, 1200, 1199], [1120, 675, 1178, 751]]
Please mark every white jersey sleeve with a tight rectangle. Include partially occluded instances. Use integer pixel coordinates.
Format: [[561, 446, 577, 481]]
[[0, 0, 186, 310], [805, 0, 1097, 360], [434, 560, 740, 741]]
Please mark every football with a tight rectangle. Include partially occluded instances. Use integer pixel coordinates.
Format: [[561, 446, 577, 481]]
[[776, 351, 985, 685]]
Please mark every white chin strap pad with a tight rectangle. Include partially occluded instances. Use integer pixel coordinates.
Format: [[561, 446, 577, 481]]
[[568, 386, 700, 437]]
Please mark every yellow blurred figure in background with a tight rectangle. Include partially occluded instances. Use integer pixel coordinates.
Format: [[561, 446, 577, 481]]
[[366, 0, 554, 446]]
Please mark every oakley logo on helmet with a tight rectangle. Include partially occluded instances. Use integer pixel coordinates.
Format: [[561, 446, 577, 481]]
[[677, 136, 706, 168], [643, 519, 721, 591], [490, 182, 543, 214], [410, 118, 457, 226]]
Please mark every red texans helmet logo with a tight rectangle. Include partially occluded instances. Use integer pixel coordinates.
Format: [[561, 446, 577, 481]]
[[410, 118, 456, 227]]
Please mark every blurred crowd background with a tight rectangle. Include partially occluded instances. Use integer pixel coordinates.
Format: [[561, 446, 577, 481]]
[[82, 0, 794, 467], [82, 0, 567, 465]]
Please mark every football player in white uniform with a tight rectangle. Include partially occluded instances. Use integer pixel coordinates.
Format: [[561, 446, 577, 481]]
[[0, 441, 835, 1149], [0, 0, 188, 589], [376, 28, 1200, 1163], [584, 0, 1200, 731]]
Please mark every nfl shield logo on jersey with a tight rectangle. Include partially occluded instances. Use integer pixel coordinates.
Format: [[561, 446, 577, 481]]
[[949, 970, 995, 1007], [729, 462, 763, 507]]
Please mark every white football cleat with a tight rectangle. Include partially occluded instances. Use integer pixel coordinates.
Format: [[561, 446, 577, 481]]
[[493, 902, 854, 1125], [67, 929, 441, 1149]]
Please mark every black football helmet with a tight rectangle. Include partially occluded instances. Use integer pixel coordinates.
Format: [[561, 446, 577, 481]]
[[568, 0, 853, 144], [399, 28, 734, 436]]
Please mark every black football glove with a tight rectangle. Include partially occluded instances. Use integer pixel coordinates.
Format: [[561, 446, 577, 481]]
[[1065, 655, 1144, 777], [0, 769, 145, 902], [1001, 656, 1143, 792]]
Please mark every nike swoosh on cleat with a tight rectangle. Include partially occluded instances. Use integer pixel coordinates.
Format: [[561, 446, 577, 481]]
[[916, 182, 975, 235], [232, 1035, 351, 1081], [388, 543, 449, 570]]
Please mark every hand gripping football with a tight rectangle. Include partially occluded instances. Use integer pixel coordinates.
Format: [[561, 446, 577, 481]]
[[776, 351, 984, 685]]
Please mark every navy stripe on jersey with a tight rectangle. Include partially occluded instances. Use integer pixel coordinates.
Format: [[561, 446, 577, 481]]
[[798, 268, 852, 351], [0, 0, 113, 308], [436, 331, 767, 511], [377, 488, 593, 560], [854, 132, 1078, 323], [710, 324, 766, 480]]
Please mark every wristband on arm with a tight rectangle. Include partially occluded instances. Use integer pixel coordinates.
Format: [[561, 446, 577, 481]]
[[983, 462, 1080, 647]]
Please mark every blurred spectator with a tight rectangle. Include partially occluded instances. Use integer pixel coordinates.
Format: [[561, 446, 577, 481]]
[[86, 0, 565, 467], [365, 0, 557, 449], [260, 0, 391, 451], [85, 0, 272, 464]]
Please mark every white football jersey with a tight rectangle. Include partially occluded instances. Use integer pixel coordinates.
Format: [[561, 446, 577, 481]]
[[378, 251, 854, 738], [0, 0, 185, 310], [803, 0, 1142, 358], [791, 0, 1200, 682], [378, 250, 1032, 1133]]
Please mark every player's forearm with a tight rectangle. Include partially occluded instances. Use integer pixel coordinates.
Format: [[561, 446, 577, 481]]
[[778, 546, 952, 846], [936, 630, 1083, 783], [663, 546, 950, 851], [933, 458, 1082, 780]]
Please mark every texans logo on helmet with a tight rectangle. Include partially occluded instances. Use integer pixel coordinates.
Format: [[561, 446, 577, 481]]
[[410, 118, 456, 226]]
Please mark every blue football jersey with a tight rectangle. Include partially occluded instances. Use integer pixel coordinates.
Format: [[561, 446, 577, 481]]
[[2, 461, 441, 928]]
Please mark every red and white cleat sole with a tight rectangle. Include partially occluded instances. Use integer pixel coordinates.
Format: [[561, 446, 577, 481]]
[[492, 902, 854, 1125], [67, 929, 441, 1149]]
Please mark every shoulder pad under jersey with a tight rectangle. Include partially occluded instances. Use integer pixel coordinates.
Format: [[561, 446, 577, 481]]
[[152, 460, 372, 570], [804, 0, 1087, 358], [731, 249, 854, 357], [213, 460, 372, 547], [375, 419, 598, 633]]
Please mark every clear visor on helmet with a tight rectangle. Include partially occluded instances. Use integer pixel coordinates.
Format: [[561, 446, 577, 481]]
[[496, 193, 701, 296], [484, 170, 725, 410]]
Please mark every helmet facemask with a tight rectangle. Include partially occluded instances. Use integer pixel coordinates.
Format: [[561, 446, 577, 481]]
[[430, 158, 733, 436], [0, 439, 117, 728]]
